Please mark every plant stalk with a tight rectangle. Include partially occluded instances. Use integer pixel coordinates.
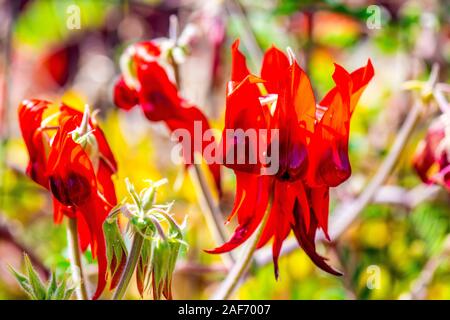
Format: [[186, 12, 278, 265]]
[[67, 218, 89, 300], [166, 33, 235, 266], [189, 164, 236, 266], [112, 232, 144, 300], [211, 191, 273, 300]]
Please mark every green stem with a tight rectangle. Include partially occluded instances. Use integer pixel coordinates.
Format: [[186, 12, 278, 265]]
[[67, 218, 89, 300], [166, 40, 235, 266], [112, 232, 144, 300], [189, 164, 236, 266], [211, 190, 273, 300]]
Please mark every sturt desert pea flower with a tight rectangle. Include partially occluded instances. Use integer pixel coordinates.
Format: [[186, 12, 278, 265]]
[[413, 114, 450, 190], [207, 40, 374, 277], [18, 100, 119, 299], [113, 40, 221, 193]]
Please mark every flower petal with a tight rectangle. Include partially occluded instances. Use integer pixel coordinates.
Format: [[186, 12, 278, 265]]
[[206, 172, 271, 253], [308, 60, 373, 187], [292, 199, 342, 276], [18, 99, 51, 188]]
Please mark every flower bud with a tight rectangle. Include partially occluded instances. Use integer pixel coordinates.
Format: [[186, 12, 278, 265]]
[[103, 206, 128, 290]]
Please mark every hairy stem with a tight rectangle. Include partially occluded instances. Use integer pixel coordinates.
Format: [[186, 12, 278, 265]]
[[166, 33, 235, 265], [211, 191, 273, 300], [67, 218, 89, 300], [112, 232, 144, 300], [225, 0, 263, 69], [328, 100, 423, 240], [189, 165, 236, 266], [0, 215, 50, 279]]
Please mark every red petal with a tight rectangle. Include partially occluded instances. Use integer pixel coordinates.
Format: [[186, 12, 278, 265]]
[[77, 212, 91, 253], [264, 181, 296, 278], [308, 61, 373, 187], [113, 77, 139, 111], [135, 41, 161, 58], [260, 46, 290, 93], [206, 172, 271, 253], [166, 102, 222, 194], [41, 44, 79, 87], [18, 99, 51, 188], [349, 59, 374, 113], [413, 118, 445, 184], [221, 75, 268, 174], [310, 186, 330, 240], [231, 39, 250, 82], [47, 117, 110, 299], [274, 60, 315, 181], [52, 198, 75, 223], [110, 252, 126, 290], [136, 60, 180, 121], [292, 198, 341, 276]]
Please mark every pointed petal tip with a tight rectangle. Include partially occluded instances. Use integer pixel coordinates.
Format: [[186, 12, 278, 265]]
[[203, 246, 230, 255], [231, 38, 241, 49], [366, 58, 375, 76]]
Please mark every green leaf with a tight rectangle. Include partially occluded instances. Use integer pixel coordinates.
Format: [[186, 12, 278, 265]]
[[46, 272, 58, 299], [9, 266, 36, 300], [63, 287, 75, 300], [103, 214, 128, 283], [24, 254, 47, 300], [9, 255, 74, 300], [125, 178, 142, 210], [53, 279, 67, 300]]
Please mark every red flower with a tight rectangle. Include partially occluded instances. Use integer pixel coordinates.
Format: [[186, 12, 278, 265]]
[[18, 100, 118, 299], [113, 41, 221, 193], [413, 115, 450, 189], [208, 40, 373, 277]]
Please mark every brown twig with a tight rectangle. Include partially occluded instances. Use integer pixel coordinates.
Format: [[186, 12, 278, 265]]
[[0, 215, 50, 279], [188, 164, 236, 266], [328, 245, 357, 300], [211, 188, 273, 300], [224, 0, 263, 69], [166, 16, 236, 266]]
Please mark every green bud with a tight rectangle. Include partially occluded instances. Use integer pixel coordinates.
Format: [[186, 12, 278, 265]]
[[9, 254, 75, 300], [104, 208, 128, 290], [136, 234, 153, 297], [125, 178, 142, 211], [151, 239, 171, 300], [119, 178, 186, 300]]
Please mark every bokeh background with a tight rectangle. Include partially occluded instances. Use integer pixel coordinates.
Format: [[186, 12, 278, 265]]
[[0, 0, 449, 299]]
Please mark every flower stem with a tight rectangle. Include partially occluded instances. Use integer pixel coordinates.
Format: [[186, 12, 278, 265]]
[[225, 0, 263, 69], [67, 218, 89, 300], [189, 164, 236, 266], [112, 232, 144, 300], [211, 191, 273, 300], [328, 100, 423, 240], [166, 39, 235, 266]]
